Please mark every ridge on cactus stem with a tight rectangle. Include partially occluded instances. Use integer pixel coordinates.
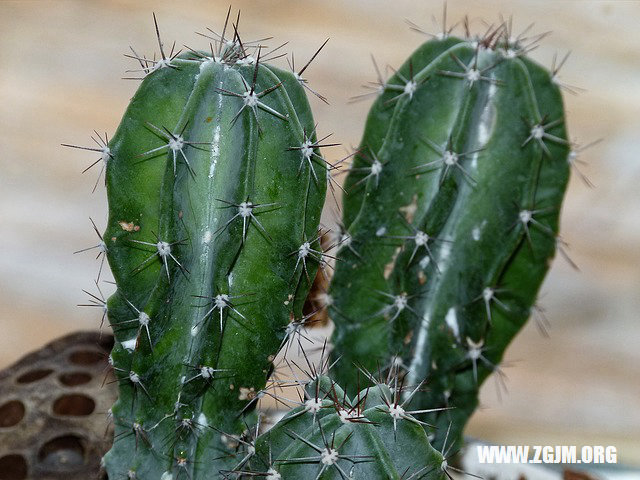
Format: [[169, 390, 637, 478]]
[[70, 10, 329, 479], [329, 18, 572, 451]]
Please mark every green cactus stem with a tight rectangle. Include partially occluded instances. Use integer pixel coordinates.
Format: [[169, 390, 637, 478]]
[[237, 375, 449, 479], [330, 25, 570, 450], [98, 16, 327, 479]]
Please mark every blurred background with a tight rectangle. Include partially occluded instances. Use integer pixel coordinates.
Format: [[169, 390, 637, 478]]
[[0, 0, 638, 470]]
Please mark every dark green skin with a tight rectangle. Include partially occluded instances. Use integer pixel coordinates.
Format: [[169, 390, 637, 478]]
[[101, 53, 326, 479], [251, 376, 445, 479], [330, 37, 570, 450]]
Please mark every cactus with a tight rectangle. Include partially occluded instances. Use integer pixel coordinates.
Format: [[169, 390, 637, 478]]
[[95, 15, 327, 479], [236, 375, 449, 479], [330, 25, 570, 450], [67, 9, 580, 478]]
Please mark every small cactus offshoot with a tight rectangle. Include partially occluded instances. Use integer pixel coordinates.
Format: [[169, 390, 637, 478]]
[[243, 375, 451, 479]]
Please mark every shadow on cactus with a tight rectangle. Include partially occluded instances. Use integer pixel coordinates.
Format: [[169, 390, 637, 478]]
[[65, 7, 581, 480]]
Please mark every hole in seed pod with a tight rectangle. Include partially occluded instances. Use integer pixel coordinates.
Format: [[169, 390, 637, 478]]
[[38, 435, 86, 470], [68, 350, 103, 365], [52, 394, 95, 416], [97, 334, 114, 352], [16, 368, 53, 384], [0, 454, 28, 480], [0, 400, 25, 428], [58, 372, 92, 386]]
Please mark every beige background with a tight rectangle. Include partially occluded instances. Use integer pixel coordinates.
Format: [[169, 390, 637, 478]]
[[0, 0, 638, 468]]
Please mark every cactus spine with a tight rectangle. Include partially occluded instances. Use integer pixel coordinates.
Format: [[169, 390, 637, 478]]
[[330, 28, 570, 450], [100, 18, 326, 478]]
